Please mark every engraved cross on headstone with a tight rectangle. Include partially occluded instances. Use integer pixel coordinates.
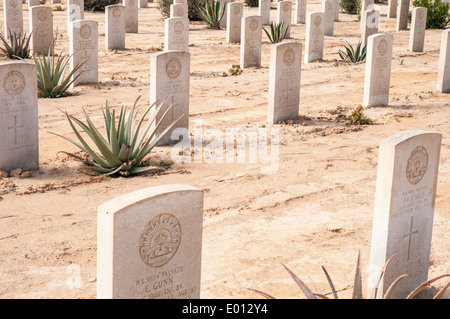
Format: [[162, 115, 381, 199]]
[[402, 215, 419, 261], [283, 80, 295, 104], [8, 115, 24, 145]]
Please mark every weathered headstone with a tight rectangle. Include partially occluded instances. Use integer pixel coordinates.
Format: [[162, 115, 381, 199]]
[[3, 0, 24, 36], [437, 29, 450, 93], [335, 0, 340, 21], [367, 130, 442, 299], [361, 9, 380, 48], [149, 50, 190, 146], [219, 0, 233, 28], [268, 42, 302, 124], [125, 0, 138, 33], [361, 0, 374, 11], [277, 1, 292, 38], [0, 62, 39, 171], [170, 3, 188, 19], [240, 15, 262, 68], [322, 0, 335, 36], [28, 0, 41, 7], [139, 0, 147, 8], [226, 2, 243, 44], [396, 0, 410, 31], [363, 34, 393, 107], [29, 6, 53, 55], [165, 17, 189, 52], [259, 0, 271, 26], [295, 0, 306, 24], [97, 185, 204, 299], [408, 7, 427, 52], [69, 20, 98, 86], [388, 0, 397, 18], [67, 0, 84, 26], [105, 5, 125, 50], [304, 12, 324, 63]]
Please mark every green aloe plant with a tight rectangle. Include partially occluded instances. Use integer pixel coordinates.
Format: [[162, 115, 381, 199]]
[[0, 30, 32, 59], [263, 22, 289, 44], [53, 96, 183, 176], [338, 41, 367, 63], [199, 0, 225, 29]]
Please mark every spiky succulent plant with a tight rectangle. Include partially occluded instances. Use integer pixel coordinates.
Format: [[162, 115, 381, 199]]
[[0, 30, 32, 60], [199, 0, 225, 29], [263, 22, 289, 44]]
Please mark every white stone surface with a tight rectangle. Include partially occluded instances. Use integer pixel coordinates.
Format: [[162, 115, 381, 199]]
[[240, 15, 262, 68], [226, 2, 243, 44], [165, 17, 189, 52], [304, 12, 324, 63], [106, 5, 125, 50]]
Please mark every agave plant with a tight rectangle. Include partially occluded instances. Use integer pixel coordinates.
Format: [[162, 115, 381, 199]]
[[338, 41, 367, 63], [263, 22, 289, 44], [0, 30, 32, 59], [53, 96, 183, 176], [249, 252, 450, 299], [199, 0, 225, 29]]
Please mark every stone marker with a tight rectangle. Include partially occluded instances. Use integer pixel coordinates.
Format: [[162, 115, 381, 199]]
[[268, 42, 302, 124], [97, 184, 204, 299], [437, 29, 450, 93], [28, 0, 41, 7], [67, 0, 84, 26], [396, 0, 410, 31], [361, 0, 374, 11], [105, 5, 125, 50], [322, 0, 335, 36], [408, 7, 427, 52], [277, 1, 292, 38], [240, 15, 262, 68], [29, 6, 53, 55], [363, 33, 393, 107], [304, 12, 324, 63], [170, 3, 188, 19], [259, 0, 271, 26], [165, 17, 189, 52], [367, 130, 442, 299], [388, 0, 397, 18], [361, 9, 380, 48], [139, 0, 147, 8], [3, 0, 24, 36], [174, 0, 186, 3], [125, 0, 138, 33], [226, 2, 243, 44], [295, 0, 306, 24], [69, 20, 98, 86], [150, 50, 190, 146], [219, 0, 234, 28], [0, 62, 39, 171]]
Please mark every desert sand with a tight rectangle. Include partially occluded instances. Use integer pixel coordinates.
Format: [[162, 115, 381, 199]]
[[0, 1, 449, 299]]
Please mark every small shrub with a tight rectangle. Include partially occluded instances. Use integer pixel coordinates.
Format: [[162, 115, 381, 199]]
[[199, 0, 225, 29], [0, 30, 32, 60], [228, 64, 242, 76], [244, 0, 259, 7], [158, 0, 207, 21], [338, 42, 366, 63], [348, 105, 373, 125], [412, 0, 450, 29], [84, 0, 120, 11], [340, 0, 359, 14], [263, 22, 289, 44]]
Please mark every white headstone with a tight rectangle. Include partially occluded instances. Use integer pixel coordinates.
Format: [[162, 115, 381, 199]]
[[150, 50, 190, 146], [219, 0, 234, 28], [361, 9, 380, 48], [29, 5, 53, 55], [3, 0, 24, 36], [226, 2, 243, 44], [304, 12, 324, 63], [335, 0, 340, 21], [437, 29, 450, 93], [67, 0, 84, 26], [0, 62, 39, 171], [28, 0, 41, 7], [125, 0, 138, 33], [139, 0, 147, 8], [165, 17, 189, 52], [388, 0, 397, 18], [259, 0, 271, 26], [368, 130, 442, 299], [363, 34, 393, 107], [69, 20, 98, 86], [361, 0, 374, 11], [396, 0, 410, 31], [322, 0, 335, 36], [295, 0, 306, 24], [170, 3, 188, 19], [408, 7, 427, 52], [240, 15, 262, 68], [277, 1, 292, 38], [105, 5, 125, 50], [268, 41, 302, 124], [97, 185, 204, 299]]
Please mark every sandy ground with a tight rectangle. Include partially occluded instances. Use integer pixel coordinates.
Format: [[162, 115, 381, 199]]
[[0, 1, 449, 299]]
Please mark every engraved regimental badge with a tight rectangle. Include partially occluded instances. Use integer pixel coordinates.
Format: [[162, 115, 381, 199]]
[[283, 48, 295, 67], [139, 213, 181, 267], [3, 71, 25, 95], [406, 145, 428, 184], [165, 57, 182, 79]]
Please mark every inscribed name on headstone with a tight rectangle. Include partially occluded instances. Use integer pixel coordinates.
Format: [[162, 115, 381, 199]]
[[277, 1, 292, 38], [139, 0, 147, 8], [69, 20, 98, 86], [67, 0, 84, 26], [304, 12, 324, 63], [259, 0, 271, 26], [363, 34, 393, 107], [396, 0, 410, 31], [3, 0, 24, 36], [165, 17, 189, 52], [170, 3, 188, 19], [240, 15, 262, 68], [149, 50, 190, 146], [219, 0, 234, 28], [437, 29, 450, 93], [0, 62, 39, 171], [361, 9, 380, 48], [226, 2, 243, 44], [268, 42, 302, 124], [125, 0, 138, 33], [29, 6, 53, 55], [105, 5, 125, 50], [388, 0, 397, 18], [322, 0, 335, 36], [97, 184, 204, 299], [368, 130, 442, 299], [408, 7, 427, 52], [295, 0, 306, 24]]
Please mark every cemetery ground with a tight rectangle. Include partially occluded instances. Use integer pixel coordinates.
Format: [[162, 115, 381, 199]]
[[0, 1, 449, 299]]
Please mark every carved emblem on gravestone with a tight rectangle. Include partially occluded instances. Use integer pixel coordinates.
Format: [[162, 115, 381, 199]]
[[406, 145, 428, 184], [165, 57, 182, 79], [283, 48, 295, 67], [10, 0, 18, 8], [283, 2, 289, 12], [177, 7, 185, 17], [418, 10, 425, 21], [38, 10, 48, 22], [250, 18, 259, 32], [314, 15, 322, 27], [139, 213, 181, 267], [378, 39, 388, 56], [113, 8, 121, 19], [233, 5, 240, 15], [3, 71, 25, 95], [129, 0, 135, 7], [174, 21, 184, 35], [80, 24, 92, 39]]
